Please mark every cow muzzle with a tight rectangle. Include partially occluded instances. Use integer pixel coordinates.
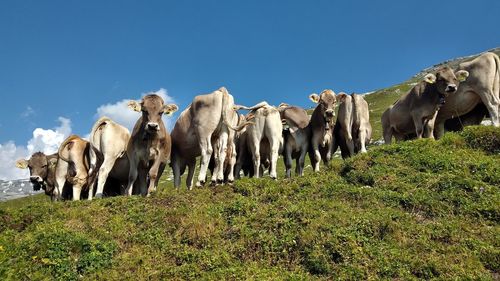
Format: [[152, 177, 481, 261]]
[[445, 84, 457, 93], [146, 122, 160, 132], [30, 176, 43, 184]]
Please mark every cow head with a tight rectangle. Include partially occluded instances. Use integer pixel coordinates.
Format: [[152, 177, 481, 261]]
[[309, 89, 337, 126], [128, 94, 179, 133], [424, 67, 469, 104], [16, 152, 56, 192]]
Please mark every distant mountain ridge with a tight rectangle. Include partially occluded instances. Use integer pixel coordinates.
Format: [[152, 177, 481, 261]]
[[0, 179, 41, 201]]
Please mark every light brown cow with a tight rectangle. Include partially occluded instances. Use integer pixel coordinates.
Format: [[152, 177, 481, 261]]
[[16, 152, 61, 200], [278, 103, 310, 177], [308, 89, 337, 172], [236, 102, 283, 179], [56, 135, 98, 200], [434, 52, 500, 138], [88, 116, 130, 199], [171, 87, 250, 189], [125, 94, 178, 196], [382, 67, 469, 143], [333, 93, 372, 158]]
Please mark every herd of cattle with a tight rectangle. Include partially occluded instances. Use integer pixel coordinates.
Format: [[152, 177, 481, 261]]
[[15, 52, 500, 201]]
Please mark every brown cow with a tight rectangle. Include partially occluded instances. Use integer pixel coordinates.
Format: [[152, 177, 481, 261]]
[[434, 52, 500, 138], [125, 94, 178, 196], [382, 67, 469, 143], [88, 116, 130, 199], [333, 93, 372, 158], [170, 87, 250, 189], [308, 89, 337, 172], [278, 103, 310, 177], [16, 152, 61, 200], [57, 135, 99, 200]]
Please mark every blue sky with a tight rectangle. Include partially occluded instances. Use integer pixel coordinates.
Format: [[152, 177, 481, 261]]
[[0, 0, 499, 179]]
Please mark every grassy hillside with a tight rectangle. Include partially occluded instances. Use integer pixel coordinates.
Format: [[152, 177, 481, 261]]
[[1, 126, 499, 280]]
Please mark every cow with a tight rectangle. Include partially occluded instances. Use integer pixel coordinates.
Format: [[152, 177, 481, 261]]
[[15, 152, 62, 200], [170, 87, 250, 189], [382, 67, 469, 144], [56, 135, 99, 200], [333, 93, 372, 158], [125, 94, 178, 196], [308, 89, 337, 172], [278, 103, 310, 178], [434, 52, 500, 138], [235, 102, 283, 179], [88, 116, 130, 199], [208, 113, 248, 182]]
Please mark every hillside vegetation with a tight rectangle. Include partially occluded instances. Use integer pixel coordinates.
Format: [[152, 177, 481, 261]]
[[1, 126, 499, 280]]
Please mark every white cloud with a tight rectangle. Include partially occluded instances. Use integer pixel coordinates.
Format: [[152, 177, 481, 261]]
[[95, 88, 177, 131], [0, 117, 72, 180]]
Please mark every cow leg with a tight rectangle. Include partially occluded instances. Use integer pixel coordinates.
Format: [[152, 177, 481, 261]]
[[125, 157, 139, 196], [345, 130, 355, 156], [284, 142, 293, 178], [424, 112, 439, 139], [54, 161, 68, 200], [94, 157, 117, 199], [186, 159, 196, 190], [434, 121, 446, 140], [249, 140, 261, 178], [297, 146, 307, 176], [269, 137, 280, 180], [358, 129, 368, 153], [147, 159, 162, 196], [227, 144, 236, 183], [197, 136, 213, 187], [172, 156, 182, 189], [72, 169, 88, 201], [383, 126, 393, 144], [482, 93, 500, 126], [214, 132, 228, 184], [412, 114, 424, 139], [137, 166, 148, 196]]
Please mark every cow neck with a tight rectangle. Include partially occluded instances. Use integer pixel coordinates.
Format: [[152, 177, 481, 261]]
[[422, 82, 446, 107], [312, 104, 333, 131], [44, 162, 57, 195]]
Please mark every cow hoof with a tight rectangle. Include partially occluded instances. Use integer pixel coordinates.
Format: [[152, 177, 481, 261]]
[[187, 186, 193, 191], [210, 180, 217, 186], [95, 193, 103, 199], [196, 181, 204, 187], [217, 179, 224, 185]]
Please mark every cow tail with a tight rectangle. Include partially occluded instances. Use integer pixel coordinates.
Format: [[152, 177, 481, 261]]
[[494, 53, 500, 103], [221, 90, 254, 131], [89, 116, 111, 145], [57, 135, 80, 163]]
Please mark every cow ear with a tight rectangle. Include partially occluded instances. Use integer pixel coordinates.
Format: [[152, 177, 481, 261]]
[[16, 159, 29, 169], [424, 73, 436, 84], [127, 101, 142, 112], [163, 104, 179, 115], [309, 93, 320, 103], [278, 102, 289, 108], [455, 70, 469, 82], [337, 92, 348, 102], [48, 157, 58, 168]]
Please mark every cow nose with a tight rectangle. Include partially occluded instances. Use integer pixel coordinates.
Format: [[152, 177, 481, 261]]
[[445, 84, 457, 92], [30, 176, 42, 183], [325, 110, 335, 118], [147, 123, 159, 130]]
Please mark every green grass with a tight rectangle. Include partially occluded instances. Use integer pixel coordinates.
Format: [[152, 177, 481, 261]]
[[1, 126, 499, 280]]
